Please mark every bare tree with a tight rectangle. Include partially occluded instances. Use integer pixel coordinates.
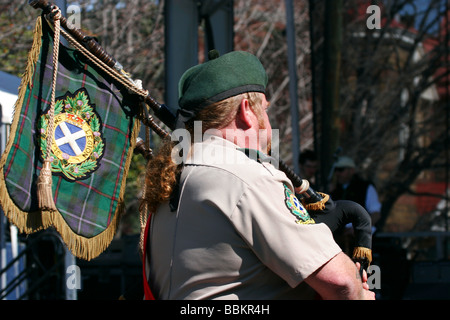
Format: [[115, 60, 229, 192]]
[[78, 0, 166, 102], [233, 0, 314, 163], [316, 0, 450, 232], [0, 1, 39, 75]]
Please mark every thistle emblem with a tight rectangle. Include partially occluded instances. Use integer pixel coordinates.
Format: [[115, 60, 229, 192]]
[[283, 184, 315, 224], [38, 88, 104, 180]]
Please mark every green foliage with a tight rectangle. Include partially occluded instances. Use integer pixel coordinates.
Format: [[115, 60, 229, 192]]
[[0, 2, 36, 76]]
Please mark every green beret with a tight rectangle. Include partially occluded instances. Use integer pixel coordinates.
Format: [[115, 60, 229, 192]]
[[177, 50, 268, 121]]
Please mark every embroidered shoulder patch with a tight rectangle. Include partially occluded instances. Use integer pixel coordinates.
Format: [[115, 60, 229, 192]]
[[283, 184, 315, 224], [38, 88, 105, 181]]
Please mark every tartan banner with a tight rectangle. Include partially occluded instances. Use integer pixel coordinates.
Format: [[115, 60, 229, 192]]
[[0, 15, 141, 260]]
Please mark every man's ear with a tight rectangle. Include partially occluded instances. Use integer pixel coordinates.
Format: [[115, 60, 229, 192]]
[[237, 98, 253, 129]]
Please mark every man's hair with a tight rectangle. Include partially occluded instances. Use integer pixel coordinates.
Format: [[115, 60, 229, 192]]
[[299, 149, 317, 165], [141, 92, 263, 214]]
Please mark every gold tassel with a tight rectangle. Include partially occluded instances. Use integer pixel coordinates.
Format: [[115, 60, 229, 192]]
[[37, 9, 61, 212], [302, 192, 330, 211], [352, 246, 372, 265], [37, 159, 57, 211]]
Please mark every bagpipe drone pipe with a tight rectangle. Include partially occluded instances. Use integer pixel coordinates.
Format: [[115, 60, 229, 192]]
[[2, 0, 372, 273]]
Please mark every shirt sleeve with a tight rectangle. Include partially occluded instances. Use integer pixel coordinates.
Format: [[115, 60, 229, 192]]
[[365, 184, 381, 214], [229, 172, 342, 288]]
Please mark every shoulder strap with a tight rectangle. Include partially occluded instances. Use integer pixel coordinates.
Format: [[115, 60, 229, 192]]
[[237, 147, 274, 163]]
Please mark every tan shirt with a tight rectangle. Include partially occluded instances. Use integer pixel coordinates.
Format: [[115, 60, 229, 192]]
[[147, 135, 341, 299]]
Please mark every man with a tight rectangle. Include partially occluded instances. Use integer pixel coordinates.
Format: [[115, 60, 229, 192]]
[[298, 149, 318, 189], [330, 156, 381, 229], [142, 51, 374, 300]]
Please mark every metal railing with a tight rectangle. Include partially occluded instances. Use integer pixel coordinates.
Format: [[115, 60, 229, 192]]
[[0, 230, 66, 300], [375, 231, 450, 261]]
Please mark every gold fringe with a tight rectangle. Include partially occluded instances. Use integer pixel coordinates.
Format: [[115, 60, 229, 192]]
[[352, 246, 372, 265], [22, 16, 43, 89], [0, 16, 46, 234], [1, 16, 42, 171], [0, 124, 138, 261], [0, 16, 142, 261], [44, 203, 123, 261], [0, 168, 46, 234], [1, 157, 124, 260], [302, 192, 329, 211]]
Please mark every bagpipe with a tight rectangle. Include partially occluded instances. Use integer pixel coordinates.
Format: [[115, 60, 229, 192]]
[[0, 0, 372, 275]]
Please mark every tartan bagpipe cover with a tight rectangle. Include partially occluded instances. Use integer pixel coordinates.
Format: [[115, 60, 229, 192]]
[[0, 16, 141, 260]]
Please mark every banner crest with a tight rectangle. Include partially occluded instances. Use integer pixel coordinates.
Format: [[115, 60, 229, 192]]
[[0, 15, 141, 260], [38, 88, 105, 181]]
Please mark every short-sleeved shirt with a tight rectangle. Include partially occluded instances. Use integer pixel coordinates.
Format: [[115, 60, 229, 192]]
[[146, 135, 341, 299]]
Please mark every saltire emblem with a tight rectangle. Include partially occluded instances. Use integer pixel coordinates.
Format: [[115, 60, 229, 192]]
[[38, 88, 105, 180], [283, 184, 315, 224]]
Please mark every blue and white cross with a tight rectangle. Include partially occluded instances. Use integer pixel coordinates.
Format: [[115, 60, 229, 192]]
[[55, 122, 87, 156]]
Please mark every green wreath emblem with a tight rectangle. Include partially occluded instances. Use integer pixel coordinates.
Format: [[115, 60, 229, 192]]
[[38, 88, 105, 181], [284, 184, 315, 224]]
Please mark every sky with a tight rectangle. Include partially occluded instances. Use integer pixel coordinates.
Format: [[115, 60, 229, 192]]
[[398, 0, 447, 34]]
